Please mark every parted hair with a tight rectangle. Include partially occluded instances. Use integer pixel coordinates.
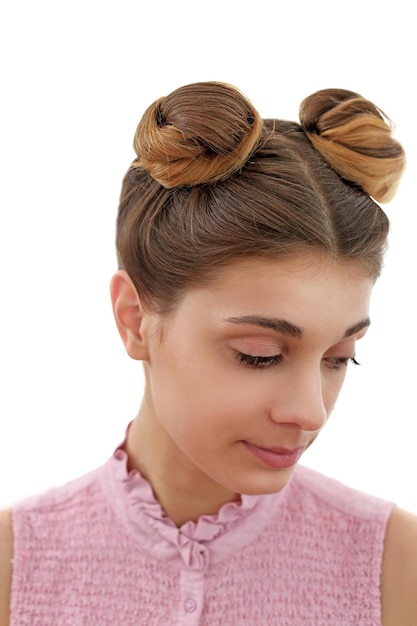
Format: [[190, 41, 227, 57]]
[[116, 82, 405, 313]]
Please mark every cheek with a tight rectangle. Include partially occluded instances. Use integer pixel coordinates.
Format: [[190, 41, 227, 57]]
[[150, 337, 234, 406], [148, 356, 258, 447], [322, 370, 348, 414]]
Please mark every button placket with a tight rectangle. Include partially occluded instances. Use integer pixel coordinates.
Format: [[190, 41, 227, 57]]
[[178, 569, 205, 625], [183, 597, 197, 613]]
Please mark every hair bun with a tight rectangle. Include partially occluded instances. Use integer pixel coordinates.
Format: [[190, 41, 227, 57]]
[[299, 88, 405, 202], [131, 82, 263, 188]]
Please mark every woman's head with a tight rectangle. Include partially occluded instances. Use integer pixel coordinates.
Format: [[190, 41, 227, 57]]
[[115, 82, 405, 314]]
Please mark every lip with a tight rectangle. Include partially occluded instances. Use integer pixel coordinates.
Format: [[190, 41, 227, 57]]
[[242, 441, 304, 469]]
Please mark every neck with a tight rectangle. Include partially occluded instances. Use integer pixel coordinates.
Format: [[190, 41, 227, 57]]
[[125, 404, 240, 527]]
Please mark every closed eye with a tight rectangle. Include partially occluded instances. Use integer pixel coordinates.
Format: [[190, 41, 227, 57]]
[[237, 352, 283, 368], [324, 356, 361, 370]]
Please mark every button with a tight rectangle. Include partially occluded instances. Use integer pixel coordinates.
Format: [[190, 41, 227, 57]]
[[183, 598, 197, 613]]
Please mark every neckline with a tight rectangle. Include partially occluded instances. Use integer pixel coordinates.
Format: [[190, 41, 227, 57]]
[[99, 435, 292, 571]]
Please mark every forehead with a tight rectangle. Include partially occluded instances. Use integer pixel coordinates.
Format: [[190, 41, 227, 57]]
[[168, 252, 374, 339], [195, 252, 372, 296]]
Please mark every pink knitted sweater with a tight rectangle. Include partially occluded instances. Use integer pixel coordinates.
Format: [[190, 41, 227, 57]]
[[11, 436, 394, 625]]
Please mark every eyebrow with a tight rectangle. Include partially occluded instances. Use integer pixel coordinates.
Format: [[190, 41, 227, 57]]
[[225, 315, 303, 338], [343, 318, 371, 338], [224, 315, 371, 340]]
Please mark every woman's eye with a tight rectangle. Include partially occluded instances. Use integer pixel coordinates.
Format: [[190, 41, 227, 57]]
[[237, 352, 283, 368], [325, 356, 361, 370]]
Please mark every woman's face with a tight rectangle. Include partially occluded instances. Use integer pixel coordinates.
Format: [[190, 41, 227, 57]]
[[139, 252, 374, 497]]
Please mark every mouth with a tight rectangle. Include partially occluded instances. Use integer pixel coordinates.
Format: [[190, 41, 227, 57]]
[[242, 441, 304, 469]]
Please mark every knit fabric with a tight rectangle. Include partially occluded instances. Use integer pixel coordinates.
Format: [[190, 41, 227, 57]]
[[11, 438, 394, 626]]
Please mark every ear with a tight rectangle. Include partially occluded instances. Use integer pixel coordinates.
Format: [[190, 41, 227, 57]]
[[110, 270, 152, 361]]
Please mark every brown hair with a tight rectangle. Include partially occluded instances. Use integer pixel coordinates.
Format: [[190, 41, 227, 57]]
[[116, 82, 405, 313]]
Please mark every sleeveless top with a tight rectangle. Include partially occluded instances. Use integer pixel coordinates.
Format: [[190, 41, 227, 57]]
[[10, 435, 394, 625]]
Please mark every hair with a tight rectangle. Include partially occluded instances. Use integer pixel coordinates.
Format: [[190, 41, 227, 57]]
[[116, 81, 405, 313]]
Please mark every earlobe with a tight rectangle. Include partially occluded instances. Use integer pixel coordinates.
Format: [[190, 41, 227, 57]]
[[110, 270, 150, 361]]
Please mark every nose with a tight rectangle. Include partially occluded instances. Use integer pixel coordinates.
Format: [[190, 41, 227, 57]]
[[268, 364, 328, 433]]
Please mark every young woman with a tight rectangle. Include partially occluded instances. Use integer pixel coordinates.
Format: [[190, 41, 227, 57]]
[[1, 82, 416, 625]]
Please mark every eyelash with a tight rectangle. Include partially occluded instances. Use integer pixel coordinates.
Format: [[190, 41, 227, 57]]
[[236, 353, 360, 370], [236, 353, 283, 368], [325, 357, 361, 369]]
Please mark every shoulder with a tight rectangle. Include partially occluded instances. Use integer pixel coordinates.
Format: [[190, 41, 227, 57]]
[[13, 465, 104, 519], [381, 506, 417, 625], [0, 508, 13, 626], [292, 465, 393, 521]]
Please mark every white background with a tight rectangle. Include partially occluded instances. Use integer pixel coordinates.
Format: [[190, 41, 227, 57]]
[[0, 1, 416, 513]]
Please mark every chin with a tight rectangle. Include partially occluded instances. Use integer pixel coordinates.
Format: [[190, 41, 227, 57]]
[[232, 466, 296, 497]]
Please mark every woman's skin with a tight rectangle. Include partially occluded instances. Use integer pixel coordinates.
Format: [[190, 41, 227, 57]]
[[113, 252, 373, 525], [1, 251, 416, 624]]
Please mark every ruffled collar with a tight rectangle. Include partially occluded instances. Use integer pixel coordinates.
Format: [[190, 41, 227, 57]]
[[100, 437, 291, 572]]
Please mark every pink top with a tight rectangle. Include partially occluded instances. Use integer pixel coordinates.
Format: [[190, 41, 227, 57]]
[[11, 435, 394, 625]]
